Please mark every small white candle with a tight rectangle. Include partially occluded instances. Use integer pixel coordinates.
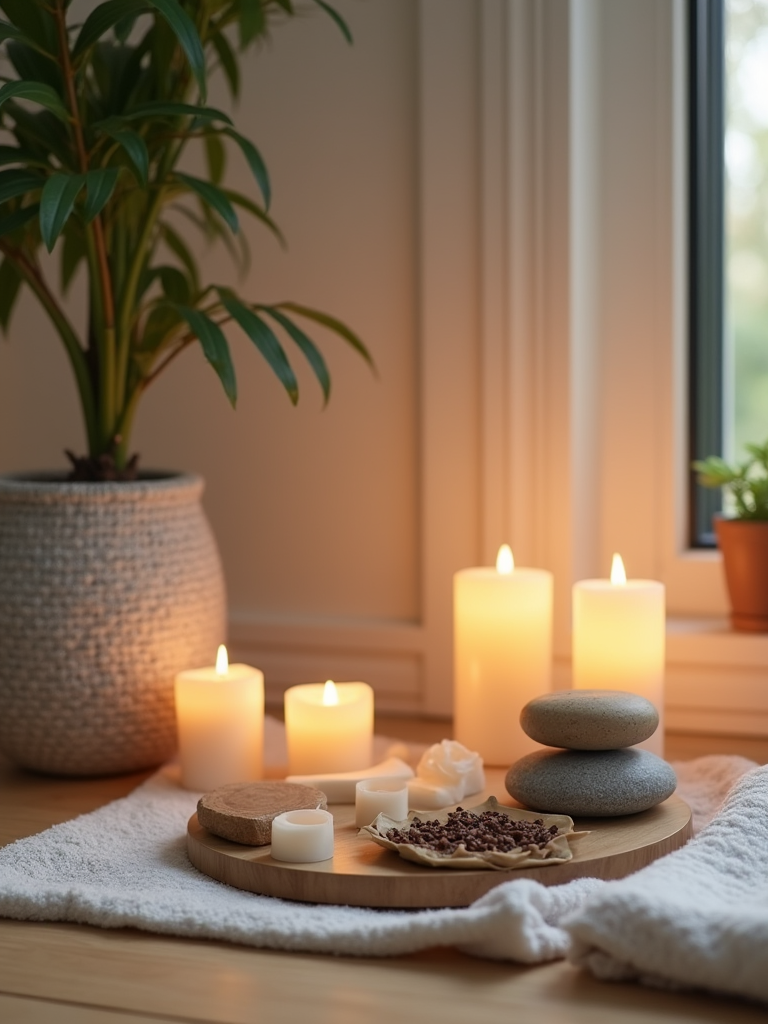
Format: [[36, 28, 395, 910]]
[[175, 645, 264, 791], [454, 545, 553, 765], [355, 777, 409, 827], [573, 554, 665, 755], [270, 809, 334, 863], [284, 680, 374, 775]]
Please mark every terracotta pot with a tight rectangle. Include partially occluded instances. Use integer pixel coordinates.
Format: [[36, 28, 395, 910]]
[[0, 472, 226, 776], [715, 517, 768, 632]]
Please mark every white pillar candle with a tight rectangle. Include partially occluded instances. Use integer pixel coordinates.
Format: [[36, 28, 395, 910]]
[[573, 554, 665, 755], [175, 645, 264, 791], [454, 545, 553, 766], [355, 777, 409, 827], [284, 680, 374, 775], [270, 809, 334, 863]]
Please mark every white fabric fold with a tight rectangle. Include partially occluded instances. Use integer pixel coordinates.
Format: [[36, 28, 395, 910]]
[[565, 762, 768, 1004], [0, 749, 758, 995]]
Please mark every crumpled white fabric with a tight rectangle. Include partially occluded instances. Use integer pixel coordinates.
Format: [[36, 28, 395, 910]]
[[0, 745, 758, 999], [565, 761, 768, 1004]]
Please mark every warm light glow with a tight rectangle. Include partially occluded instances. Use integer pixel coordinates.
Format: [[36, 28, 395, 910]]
[[610, 553, 627, 585], [496, 544, 514, 575], [216, 644, 229, 675], [322, 680, 339, 706]]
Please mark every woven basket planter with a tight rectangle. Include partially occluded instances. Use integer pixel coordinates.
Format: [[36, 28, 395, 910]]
[[0, 473, 226, 776]]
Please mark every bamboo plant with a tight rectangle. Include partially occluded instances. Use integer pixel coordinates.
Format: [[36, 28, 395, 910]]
[[0, 0, 370, 479]]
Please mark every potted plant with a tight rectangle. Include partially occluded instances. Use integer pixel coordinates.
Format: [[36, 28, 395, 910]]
[[693, 439, 768, 631], [0, 0, 370, 776]]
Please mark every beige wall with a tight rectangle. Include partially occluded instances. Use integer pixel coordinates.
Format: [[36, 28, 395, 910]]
[[0, 0, 481, 712]]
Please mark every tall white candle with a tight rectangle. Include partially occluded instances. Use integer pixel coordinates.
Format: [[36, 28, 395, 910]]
[[573, 554, 665, 755], [175, 645, 264, 791], [270, 809, 334, 863], [284, 680, 374, 775], [454, 545, 553, 766]]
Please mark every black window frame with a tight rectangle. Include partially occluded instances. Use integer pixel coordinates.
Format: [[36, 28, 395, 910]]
[[689, 0, 725, 548]]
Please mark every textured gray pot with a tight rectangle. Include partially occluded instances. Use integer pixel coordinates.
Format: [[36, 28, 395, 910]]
[[0, 472, 226, 776]]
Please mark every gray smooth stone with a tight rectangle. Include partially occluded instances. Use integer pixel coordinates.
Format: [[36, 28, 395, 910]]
[[520, 689, 659, 750], [505, 747, 676, 816]]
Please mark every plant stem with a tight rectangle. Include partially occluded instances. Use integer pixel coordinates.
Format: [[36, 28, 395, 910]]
[[54, 0, 117, 457], [0, 240, 98, 451]]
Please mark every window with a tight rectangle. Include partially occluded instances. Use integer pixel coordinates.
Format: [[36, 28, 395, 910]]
[[690, 0, 768, 545]]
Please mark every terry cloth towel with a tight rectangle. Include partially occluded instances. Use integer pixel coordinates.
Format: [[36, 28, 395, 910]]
[[565, 760, 768, 1004], [0, 743, 760, 997]]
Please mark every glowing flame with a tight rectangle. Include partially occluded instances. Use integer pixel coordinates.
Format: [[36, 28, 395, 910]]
[[322, 680, 339, 706], [215, 644, 229, 675], [496, 544, 514, 575], [610, 553, 627, 585]]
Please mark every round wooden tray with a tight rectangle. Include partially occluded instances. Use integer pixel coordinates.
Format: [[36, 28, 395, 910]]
[[187, 768, 692, 909]]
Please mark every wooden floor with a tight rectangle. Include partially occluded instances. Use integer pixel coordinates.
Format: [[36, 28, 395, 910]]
[[1, 722, 766, 1024]]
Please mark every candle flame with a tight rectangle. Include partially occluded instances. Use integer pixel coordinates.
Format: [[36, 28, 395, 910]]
[[215, 644, 229, 675], [610, 553, 627, 585], [496, 544, 514, 575], [322, 679, 339, 706]]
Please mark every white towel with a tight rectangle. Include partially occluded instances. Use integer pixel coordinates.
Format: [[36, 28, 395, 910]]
[[565, 761, 768, 1004], [0, 743, 760, 1001]]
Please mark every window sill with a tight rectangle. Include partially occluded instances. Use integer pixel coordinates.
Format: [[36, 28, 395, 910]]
[[666, 617, 768, 737]]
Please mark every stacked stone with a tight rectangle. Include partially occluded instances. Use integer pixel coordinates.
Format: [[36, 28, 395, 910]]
[[505, 690, 676, 816]]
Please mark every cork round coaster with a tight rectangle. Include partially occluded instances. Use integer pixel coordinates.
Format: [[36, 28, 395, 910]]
[[197, 781, 328, 846]]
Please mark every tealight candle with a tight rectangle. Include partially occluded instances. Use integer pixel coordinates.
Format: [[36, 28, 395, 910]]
[[175, 645, 264, 791], [454, 545, 553, 765], [573, 554, 665, 755], [270, 808, 335, 863], [284, 680, 374, 775], [355, 777, 409, 827]]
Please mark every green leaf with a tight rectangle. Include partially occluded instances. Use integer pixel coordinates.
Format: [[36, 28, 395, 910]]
[[263, 306, 330, 403], [223, 188, 283, 244], [0, 169, 44, 205], [0, 145, 47, 169], [159, 222, 200, 294], [84, 168, 119, 222], [146, 0, 207, 100], [0, 256, 22, 333], [276, 302, 373, 368], [178, 304, 237, 406], [6, 39, 62, 94], [0, 202, 39, 238], [155, 265, 192, 304], [39, 173, 86, 252], [0, 81, 69, 124], [204, 133, 226, 186], [218, 289, 298, 404], [223, 128, 270, 209], [117, 101, 233, 125], [73, 0, 148, 55], [0, 18, 48, 54], [101, 127, 149, 186], [74, 0, 207, 101], [211, 30, 240, 98], [238, 0, 265, 47], [0, 2, 56, 52], [176, 172, 239, 233], [310, 0, 353, 43], [0, 105, 71, 167], [61, 225, 87, 292], [140, 301, 182, 352], [115, 13, 139, 42]]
